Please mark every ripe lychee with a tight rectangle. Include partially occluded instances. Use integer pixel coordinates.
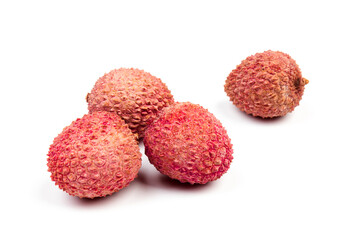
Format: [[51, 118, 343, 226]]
[[224, 50, 309, 118], [47, 111, 142, 198], [87, 68, 174, 139], [143, 102, 233, 184]]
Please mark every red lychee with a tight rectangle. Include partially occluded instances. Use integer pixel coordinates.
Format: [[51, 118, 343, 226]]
[[225, 50, 309, 118], [87, 68, 174, 139], [144, 102, 233, 184], [47, 111, 142, 198]]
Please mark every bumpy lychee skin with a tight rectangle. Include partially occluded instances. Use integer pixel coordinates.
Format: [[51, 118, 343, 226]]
[[225, 50, 309, 118], [47, 111, 142, 198], [144, 102, 233, 184], [87, 68, 174, 139]]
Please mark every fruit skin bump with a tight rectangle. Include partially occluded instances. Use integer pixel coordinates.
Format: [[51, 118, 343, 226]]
[[87, 68, 174, 139], [143, 102, 233, 184], [224, 50, 309, 118], [47, 111, 142, 198]]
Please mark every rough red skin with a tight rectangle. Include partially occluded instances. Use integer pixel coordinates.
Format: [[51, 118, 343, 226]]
[[225, 50, 308, 118], [144, 102, 233, 184], [87, 68, 174, 139], [47, 111, 141, 198]]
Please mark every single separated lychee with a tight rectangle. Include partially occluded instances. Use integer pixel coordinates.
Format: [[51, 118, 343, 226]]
[[225, 50, 309, 118], [47, 111, 142, 198], [87, 68, 174, 139], [144, 102, 233, 184]]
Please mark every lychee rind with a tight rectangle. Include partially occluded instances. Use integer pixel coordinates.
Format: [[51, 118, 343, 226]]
[[144, 102, 233, 184], [87, 68, 175, 139], [47, 111, 142, 198], [224, 50, 308, 118]]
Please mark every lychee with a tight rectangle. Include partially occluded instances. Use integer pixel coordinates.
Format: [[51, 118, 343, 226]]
[[87, 68, 174, 139], [47, 111, 142, 198], [224, 50, 309, 118], [143, 102, 233, 184]]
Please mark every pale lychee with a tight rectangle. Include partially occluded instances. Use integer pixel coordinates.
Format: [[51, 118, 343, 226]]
[[144, 102, 233, 184], [87, 68, 174, 139], [47, 111, 142, 198], [224, 50, 309, 118]]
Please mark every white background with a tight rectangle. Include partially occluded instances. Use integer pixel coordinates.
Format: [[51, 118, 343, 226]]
[[1, 0, 359, 239]]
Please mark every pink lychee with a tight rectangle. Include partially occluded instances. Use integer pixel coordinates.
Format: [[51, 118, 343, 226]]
[[144, 102, 233, 184], [47, 111, 142, 198]]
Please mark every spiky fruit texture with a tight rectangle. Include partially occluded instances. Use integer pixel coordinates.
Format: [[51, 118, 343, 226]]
[[47, 111, 142, 198], [87, 68, 174, 139], [225, 50, 309, 118], [144, 102, 233, 184]]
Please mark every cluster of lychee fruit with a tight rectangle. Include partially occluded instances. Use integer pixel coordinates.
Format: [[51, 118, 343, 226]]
[[47, 50, 308, 198]]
